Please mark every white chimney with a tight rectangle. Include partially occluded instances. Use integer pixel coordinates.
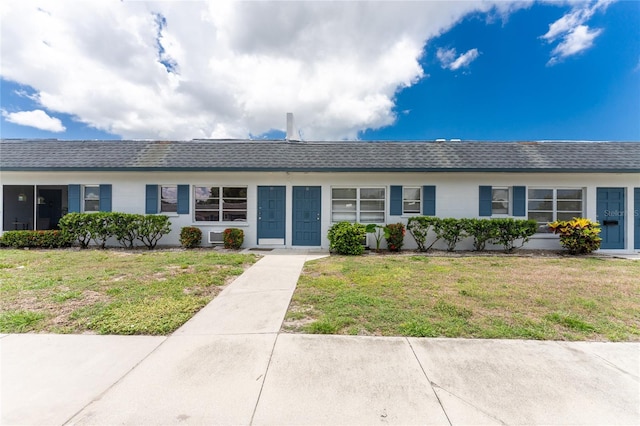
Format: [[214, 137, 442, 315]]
[[286, 112, 299, 141]]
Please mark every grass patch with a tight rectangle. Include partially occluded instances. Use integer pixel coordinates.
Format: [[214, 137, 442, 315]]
[[0, 310, 46, 333], [0, 249, 257, 335], [284, 255, 640, 341]]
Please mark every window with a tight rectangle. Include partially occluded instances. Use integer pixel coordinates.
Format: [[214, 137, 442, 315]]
[[403, 187, 421, 215], [528, 188, 583, 233], [160, 185, 177, 213], [194, 186, 247, 222], [492, 187, 509, 215], [83, 185, 100, 212], [331, 187, 385, 223]]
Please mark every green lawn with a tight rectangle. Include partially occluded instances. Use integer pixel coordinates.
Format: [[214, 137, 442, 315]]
[[283, 255, 640, 341], [0, 249, 257, 335]]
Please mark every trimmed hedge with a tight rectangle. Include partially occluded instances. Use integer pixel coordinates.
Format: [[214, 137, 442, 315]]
[[58, 212, 171, 250], [0, 230, 73, 248], [328, 222, 366, 255], [407, 216, 539, 253]]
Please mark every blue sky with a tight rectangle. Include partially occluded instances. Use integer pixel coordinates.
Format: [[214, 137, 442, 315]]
[[1, 1, 638, 141]]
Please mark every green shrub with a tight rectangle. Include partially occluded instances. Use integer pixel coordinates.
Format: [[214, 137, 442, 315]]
[[548, 218, 601, 254], [86, 212, 116, 249], [384, 223, 405, 252], [180, 226, 202, 249], [434, 218, 467, 252], [460, 218, 498, 251], [58, 212, 92, 248], [0, 230, 73, 249], [223, 228, 244, 250], [327, 222, 366, 255], [490, 218, 538, 252], [112, 213, 141, 249], [406, 216, 441, 252], [137, 215, 172, 250]]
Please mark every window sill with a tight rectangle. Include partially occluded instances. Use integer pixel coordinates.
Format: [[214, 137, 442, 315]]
[[530, 233, 559, 239], [192, 222, 249, 227]]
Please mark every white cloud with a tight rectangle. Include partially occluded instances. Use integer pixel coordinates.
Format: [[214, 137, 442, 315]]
[[550, 25, 602, 63], [2, 109, 66, 132], [0, 0, 522, 140], [437, 47, 480, 71], [541, 0, 613, 65]]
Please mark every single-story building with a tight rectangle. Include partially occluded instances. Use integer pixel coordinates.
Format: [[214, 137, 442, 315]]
[[1, 138, 639, 253]]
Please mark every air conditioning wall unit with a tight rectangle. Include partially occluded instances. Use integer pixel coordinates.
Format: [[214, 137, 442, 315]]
[[208, 231, 224, 245]]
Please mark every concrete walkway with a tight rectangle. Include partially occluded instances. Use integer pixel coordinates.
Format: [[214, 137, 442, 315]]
[[1, 250, 639, 425]]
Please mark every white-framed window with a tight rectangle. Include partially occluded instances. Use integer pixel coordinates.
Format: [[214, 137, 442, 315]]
[[403, 187, 421, 215], [194, 186, 247, 222], [83, 185, 100, 212], [160, 185, 177, 213], [492, 187, 510, 215], [331, 187, 385, 223], [528, 188, 584, 233]]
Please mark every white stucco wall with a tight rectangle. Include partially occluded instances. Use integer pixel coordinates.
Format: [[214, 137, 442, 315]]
[[1, 170, 638, 252]]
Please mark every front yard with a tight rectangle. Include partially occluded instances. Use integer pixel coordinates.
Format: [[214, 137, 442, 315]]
[[283, 254, 640, 341], [0, 249, 257, 335]]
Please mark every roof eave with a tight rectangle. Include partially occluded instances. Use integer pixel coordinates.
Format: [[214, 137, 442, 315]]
[[1, 167, 638, 173]]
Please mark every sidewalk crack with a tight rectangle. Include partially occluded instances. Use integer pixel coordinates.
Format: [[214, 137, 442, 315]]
[[406, 338, 507, 426], [406, 338, 452, 426], [249, 333, 280, 425]]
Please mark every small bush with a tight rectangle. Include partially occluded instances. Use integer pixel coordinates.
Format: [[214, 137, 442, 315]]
[[384, 223, 406, 252], [58, 212, 92, 248], [223, 228, 244, 250], [137, 215, 172, 250], [406, 216, 441, 252], [112, 213, 141, 249], [327, 222, 366, 255], [460, 218, 498, 251], [490, 218, 538, 252], [434, 218, 467, 252], [86, 212, 115, 249], [548, 218, 601, 254], [0, 230, 73, 249], [180, 227, 202, 249]]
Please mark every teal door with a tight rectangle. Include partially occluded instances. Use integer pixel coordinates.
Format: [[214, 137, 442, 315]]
[[597, 188, 625, 249], [257, 186, 286, 242], [293, 186, 321, 246], [635, 188, 639, 250]]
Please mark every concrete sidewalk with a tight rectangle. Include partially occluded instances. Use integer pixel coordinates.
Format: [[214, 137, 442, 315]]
[[1, 251, 639, 425]]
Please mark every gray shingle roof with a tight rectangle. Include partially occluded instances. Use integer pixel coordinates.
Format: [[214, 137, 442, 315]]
[[1, 139, 639, 173]]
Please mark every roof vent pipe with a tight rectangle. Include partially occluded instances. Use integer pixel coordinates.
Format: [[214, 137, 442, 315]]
[[286, 113, 300, 141]]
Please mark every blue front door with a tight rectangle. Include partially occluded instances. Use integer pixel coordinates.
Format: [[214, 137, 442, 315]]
[[292, 186, 321, 246], [596, 188, 625, 249], [257, 186, 286, 243], [635, 188, 639, 250]]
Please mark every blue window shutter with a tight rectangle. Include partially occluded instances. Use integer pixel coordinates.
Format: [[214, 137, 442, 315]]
[[99, 184, 112, 212], [146, 185, 158, 214], [177, 185, 189, 214], [422, 186, 436, 216], [512, 186, 526, 217], [479, 186, 492, 217], [68, 185, 81, 213], [390, 185, 403, 216]]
